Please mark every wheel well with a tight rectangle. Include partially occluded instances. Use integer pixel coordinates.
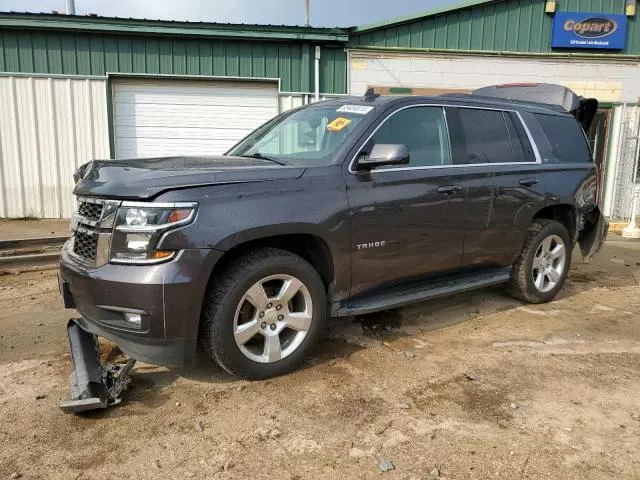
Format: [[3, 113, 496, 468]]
[[534, 205, 576, 240], [211, 234, 335, 292]]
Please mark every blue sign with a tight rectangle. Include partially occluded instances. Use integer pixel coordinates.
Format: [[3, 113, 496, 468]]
[[551, 12, 627, 50]]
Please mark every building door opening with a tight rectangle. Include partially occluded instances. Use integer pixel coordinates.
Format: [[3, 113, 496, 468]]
[[587, 108, 611, 203]]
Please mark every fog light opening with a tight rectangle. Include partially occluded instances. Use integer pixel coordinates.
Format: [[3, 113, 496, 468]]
[[123, 312, 142, 326]]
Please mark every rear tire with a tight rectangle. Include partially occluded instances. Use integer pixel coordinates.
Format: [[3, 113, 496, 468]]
[[201, 248, 326, 380], [507, 219, 572, 304]]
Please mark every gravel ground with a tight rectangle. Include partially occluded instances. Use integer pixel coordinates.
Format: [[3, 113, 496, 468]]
[[0, 239, 639, 480]]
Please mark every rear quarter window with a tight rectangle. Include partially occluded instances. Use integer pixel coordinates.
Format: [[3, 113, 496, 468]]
[[533, 113, 592, 163]]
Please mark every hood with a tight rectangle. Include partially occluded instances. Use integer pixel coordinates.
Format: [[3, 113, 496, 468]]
[[73, 155, 306, 199]]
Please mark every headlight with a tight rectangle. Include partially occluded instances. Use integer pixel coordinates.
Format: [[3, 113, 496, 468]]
[[109, 202, 197, 264]]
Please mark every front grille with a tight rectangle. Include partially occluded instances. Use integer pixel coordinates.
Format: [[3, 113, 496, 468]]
[[72, 231, 98, 263], [70, 197, 116, 266], [77, 201, 104, 222]]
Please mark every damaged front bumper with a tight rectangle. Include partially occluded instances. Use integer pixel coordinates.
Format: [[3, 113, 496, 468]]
[[59, 319, 136, 414]]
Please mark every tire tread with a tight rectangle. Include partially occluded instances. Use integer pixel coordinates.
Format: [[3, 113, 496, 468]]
[[507, 219, 570, 303], [201, 247, 324, 379]]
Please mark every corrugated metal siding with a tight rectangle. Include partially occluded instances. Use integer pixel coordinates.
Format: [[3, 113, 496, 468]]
[[0, 31, 348, 94], [350, 0, 640, 55], [0, 76, 109, 218]]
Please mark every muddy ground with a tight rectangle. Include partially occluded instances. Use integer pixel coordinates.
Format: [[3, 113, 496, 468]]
[[1, 239, 639, 480]]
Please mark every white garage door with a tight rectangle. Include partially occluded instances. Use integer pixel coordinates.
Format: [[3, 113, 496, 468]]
[[113, 79, 279, 158]]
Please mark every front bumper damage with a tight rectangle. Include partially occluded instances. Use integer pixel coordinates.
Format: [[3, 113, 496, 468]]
[[59, 319, 136, 414]]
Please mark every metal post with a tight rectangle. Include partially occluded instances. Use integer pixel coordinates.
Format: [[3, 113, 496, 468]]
[[66, 0, 75, 15], [621, 109, 640, 239], [304, 0, 310, 26], [314, 46, 321, 102]]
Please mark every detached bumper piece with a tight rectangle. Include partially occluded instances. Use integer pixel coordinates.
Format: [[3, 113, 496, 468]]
[[60, 319, 137, 414]]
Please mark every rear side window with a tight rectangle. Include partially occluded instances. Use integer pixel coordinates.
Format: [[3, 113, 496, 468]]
[[533, 114, 592, 163], [447, 108, 515, 164]]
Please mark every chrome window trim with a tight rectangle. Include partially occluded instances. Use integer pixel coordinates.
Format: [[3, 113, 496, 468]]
[[348, 103, 543, 174], [514, 111, 543, 164]]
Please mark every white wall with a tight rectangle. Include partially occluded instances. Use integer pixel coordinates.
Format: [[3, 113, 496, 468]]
[[349, 50, 640, 102], [0, 76, 110, 219]]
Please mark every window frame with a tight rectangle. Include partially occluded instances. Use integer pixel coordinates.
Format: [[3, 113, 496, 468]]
[[532, 112, 594, 164], [366, 105, 453, 169], [349, 104, 542, 174]]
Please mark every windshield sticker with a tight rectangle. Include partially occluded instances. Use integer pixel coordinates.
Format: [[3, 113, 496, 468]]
[[336, 105, 374, 115], [327, 117, 352, 132]]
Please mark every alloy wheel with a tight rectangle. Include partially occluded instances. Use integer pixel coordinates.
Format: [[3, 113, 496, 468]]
[[233, 274, 313, 363], [532, 234, 566, 293]]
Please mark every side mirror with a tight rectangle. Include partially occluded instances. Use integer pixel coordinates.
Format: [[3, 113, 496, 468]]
[[357, 144, 410, 170]]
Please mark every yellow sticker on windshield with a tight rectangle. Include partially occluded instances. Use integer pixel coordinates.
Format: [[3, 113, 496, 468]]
[[327, 117, 352, 132]]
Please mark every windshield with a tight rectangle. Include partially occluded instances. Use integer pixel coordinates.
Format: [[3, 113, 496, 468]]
[[227, 103, 374, 165]]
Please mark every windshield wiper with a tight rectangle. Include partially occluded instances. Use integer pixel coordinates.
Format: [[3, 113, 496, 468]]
[[242, 152, 287, 166]]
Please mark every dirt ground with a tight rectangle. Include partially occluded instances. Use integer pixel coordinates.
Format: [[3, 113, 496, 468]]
[[1, 238, 639, 480]]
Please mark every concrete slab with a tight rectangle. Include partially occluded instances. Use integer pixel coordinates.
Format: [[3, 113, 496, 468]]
[[0, 219, 70, 240]]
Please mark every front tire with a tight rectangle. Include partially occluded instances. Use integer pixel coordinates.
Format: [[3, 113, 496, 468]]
[[201, 248, 326, 380], [507, 219, 572, 304]]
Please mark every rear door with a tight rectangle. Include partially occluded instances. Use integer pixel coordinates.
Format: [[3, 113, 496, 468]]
[[445, 107, 546, 268]]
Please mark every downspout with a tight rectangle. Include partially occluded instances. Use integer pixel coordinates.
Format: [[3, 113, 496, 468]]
[[622, 108, 640, 238], [66, 0, 75, 14], [604, 103, 626, 217], [314, 46, 321, 102]]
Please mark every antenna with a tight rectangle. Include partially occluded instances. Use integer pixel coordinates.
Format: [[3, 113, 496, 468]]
[[362, 88, 380, 102], [304, 0, 310, 26]]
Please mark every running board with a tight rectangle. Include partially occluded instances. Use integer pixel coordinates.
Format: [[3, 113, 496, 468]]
[[334, 267, 512, 317]]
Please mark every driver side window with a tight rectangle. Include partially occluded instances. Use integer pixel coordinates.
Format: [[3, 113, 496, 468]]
[[370, 106, 451, 168]]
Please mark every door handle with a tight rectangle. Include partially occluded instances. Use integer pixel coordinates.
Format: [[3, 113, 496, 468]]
[[437, 185, 463, 195], [519, 178, 538, 186]]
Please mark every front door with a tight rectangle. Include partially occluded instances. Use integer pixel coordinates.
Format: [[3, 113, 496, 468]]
[[346, 105, 467, 297]]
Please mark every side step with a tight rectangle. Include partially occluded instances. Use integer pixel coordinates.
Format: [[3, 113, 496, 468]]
[[334, 267, 512, 317]]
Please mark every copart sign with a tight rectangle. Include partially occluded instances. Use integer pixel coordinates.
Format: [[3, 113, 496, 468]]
[[551, 12, 627, 50]]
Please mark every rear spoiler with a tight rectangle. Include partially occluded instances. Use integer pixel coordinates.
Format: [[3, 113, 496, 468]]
[[471, 83, 598, 133]]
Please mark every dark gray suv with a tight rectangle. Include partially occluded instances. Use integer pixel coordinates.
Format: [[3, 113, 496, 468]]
[[58, 83, 607, 412]]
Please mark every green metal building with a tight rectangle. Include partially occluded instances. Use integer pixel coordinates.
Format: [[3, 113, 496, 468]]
[[0, 1, 638, 219], [0, 13, 349, 217]]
